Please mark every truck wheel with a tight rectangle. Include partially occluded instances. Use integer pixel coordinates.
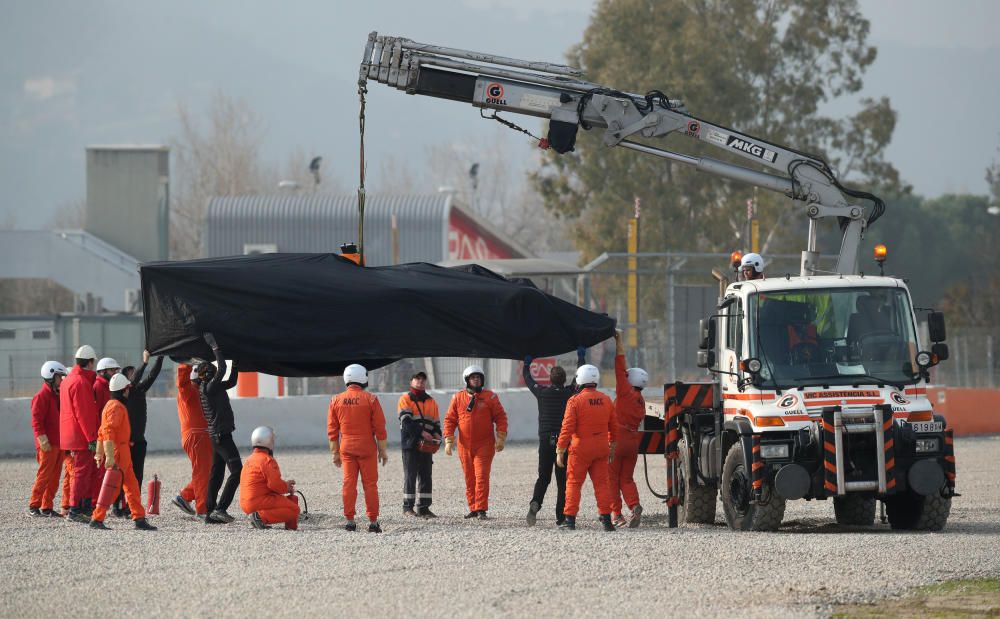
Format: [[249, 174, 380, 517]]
[[833, 495, 876, 526], [720, 442, 785, 531], [679, 437, 717, 524], [885, 490, 951, 531]]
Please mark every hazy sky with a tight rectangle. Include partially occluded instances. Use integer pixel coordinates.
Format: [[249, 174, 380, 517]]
[[1, 0, 998, 229]]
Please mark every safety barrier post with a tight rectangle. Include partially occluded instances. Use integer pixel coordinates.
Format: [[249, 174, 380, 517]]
[[751, 434, 763, 501]]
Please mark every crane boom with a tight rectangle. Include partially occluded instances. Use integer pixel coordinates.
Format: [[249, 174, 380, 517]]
[[359, 32, 886, 275]]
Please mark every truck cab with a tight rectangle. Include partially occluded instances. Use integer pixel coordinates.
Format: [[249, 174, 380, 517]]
[[674, 274, 956, 531]]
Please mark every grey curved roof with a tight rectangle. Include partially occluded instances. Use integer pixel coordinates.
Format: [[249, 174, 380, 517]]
[[205, 193, 454, 266]]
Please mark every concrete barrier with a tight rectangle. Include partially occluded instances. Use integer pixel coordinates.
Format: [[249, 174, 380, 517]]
[[1, 389, 557, 457], [928, 388, 1000, 436]]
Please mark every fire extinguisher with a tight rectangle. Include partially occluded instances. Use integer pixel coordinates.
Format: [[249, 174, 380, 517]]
[[286, 490, 308, 530], [146, 474, 161, 515], [97, 468, 124, 510]]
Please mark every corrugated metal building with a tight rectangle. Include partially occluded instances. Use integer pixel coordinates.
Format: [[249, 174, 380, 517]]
[[205, 193, 531, 263]]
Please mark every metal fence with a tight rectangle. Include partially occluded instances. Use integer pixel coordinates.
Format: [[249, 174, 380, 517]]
[[582, 253, 999, 390], [931, 326, 999, 388]]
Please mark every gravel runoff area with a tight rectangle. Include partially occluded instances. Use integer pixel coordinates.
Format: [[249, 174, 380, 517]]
[[2, 437, 999, 618]]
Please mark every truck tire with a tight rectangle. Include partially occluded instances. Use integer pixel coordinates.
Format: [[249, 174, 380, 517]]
[[885, 490, 951, 531], [679, 437, 717, 524], [833, 495, 876, 526], [720, 442, 785, 531]]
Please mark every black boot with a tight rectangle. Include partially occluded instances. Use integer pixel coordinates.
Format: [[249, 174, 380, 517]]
[[600, 514, 616, 532], [134, 518, 157, 531], [27, 507, 43, 517], [68, 508, 90, 524], [403, 507, 417, 517], [526, 501, 540, 526], [250, 512, 270, 529], [559, 515, 576, 530], [89, 519, 109, 530], [417, 506, 438, 518], [464, 511, 479, 519]]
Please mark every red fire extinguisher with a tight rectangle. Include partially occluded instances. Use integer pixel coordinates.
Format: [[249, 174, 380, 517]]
[[146, 474, 161, 515], [97, 468, 123, 509]]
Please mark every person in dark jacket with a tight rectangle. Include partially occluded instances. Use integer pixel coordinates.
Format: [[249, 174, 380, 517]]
[[523, 349, 585, 527], [112, 351, 163, 517], [398, 371, 442, 518], [195, 332, 241, 524], [122, 351, 163, 487]]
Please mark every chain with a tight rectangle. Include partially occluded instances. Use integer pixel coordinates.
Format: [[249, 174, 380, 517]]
[[480, 109, 548, 147], [357, 82, 368, 263]]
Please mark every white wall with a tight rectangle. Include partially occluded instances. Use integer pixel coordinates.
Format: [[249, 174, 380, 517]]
[[1, 389, 567, 456]]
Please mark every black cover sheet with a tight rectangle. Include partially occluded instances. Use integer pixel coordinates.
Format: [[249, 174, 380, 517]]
[[140, 253, 614, 376]]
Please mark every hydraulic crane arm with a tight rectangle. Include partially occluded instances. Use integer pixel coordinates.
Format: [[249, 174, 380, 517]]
[[359, 32, 886, 275]]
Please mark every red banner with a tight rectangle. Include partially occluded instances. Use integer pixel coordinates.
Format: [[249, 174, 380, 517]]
[[520, 357, 557, 386], [448, 210, 514, 260]]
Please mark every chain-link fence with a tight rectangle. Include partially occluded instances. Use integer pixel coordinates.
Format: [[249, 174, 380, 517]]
[[582, 253, 999, 390], [931, 326, 999, 388]]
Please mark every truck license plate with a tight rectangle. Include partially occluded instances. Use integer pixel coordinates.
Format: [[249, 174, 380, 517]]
[[909, 421, 943, 433]]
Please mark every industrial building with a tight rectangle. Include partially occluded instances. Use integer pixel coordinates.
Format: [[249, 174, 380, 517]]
[[205, 192, 530, 263]]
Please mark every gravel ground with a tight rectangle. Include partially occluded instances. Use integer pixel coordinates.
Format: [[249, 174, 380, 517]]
[[2, 437, 999, 618]]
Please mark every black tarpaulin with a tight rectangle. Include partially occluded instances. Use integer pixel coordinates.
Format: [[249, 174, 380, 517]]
[[140, 253, 614, 376]]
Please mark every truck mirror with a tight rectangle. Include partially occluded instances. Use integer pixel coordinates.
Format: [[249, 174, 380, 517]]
[[696, 350, 715, 369], [928, 311, 946, 342], [932, 342, 949, 362], [699, 318, 716, 350]]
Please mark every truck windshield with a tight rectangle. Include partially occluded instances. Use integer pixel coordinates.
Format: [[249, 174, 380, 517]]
[[747, 287, 920, 389]]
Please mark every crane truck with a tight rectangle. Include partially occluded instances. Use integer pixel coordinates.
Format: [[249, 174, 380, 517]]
[[358, 32, 957, 531]]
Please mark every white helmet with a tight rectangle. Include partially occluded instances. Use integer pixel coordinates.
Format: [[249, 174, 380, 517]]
[[740, 252, 764, 273], [251, 426, 275, 450], [109, 373, 131, 392], [575, 364, 600, 386], [343, 363, 368, 386], [626, 367, 649, 389], [462, 365, 485, 381], [96, 357, 120, 372], [40, 361, 68, 380], [75, 345, 97, 360]]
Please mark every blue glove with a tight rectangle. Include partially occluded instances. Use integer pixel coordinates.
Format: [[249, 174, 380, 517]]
[[524, 355, 533, 365], [576, 346, 587, 364]]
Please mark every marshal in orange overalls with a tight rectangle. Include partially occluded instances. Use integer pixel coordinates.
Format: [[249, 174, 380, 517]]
[[558, 387, 618, 518], [176, 364, 213, 515], [328, 385, 388, 522], [610, 353, 644, 518], [92, 399, 145, 523], [28, 382, 68, 512], [444, 389, 508, 513], [240, 447, 299, 528]]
